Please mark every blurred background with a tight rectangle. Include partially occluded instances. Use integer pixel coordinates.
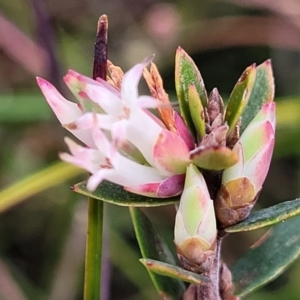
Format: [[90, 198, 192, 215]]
[[1, 0, 300, 299]]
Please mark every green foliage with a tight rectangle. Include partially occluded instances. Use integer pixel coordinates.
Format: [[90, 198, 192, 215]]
[[2, 2, 300, 299], [130, 208, 185, 300], [226, 198, 300, 233], [240, 60, 274, 133], [73, 181, 180, 207], [140, 259, 209, 285], [231, 215, 300, 297], [224, 64, 256, 135], [175, 47, 208, 137]]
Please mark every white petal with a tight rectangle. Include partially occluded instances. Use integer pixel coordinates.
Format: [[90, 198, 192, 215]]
[[65, 112, 117, 131], [121, 56, 153, 107], [85, 84, 123, 116], [125, 109, 163, 165]]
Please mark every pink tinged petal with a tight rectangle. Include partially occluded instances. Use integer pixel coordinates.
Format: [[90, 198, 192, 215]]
[[222, 102, 276, 190], [157, 174, 185, 197], [65, 70, 121, 113], [65, 69, 120, 96], [37, 77, 95, 147], [37, 77, 83, 123], [179, 166, 215, 242], [64, 71, 108, 112], [244, 138, 275, 191], [153, 129, 191, 175], [174, 164, 217, 252], [125, 174, 185, 198], [59, 137, 104, 173], [173, 110, 195, 151], [222, 142, 245, 184], [125, 108, 190, 175]]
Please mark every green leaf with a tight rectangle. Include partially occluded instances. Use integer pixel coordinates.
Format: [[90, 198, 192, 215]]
[[175, 47, 208, 136], [225, 64, 256, 136], [190, 146, 238, 170], [231, 215, 300, 297], [240, 59, 274, 133], [188, 84, 206, 139], [73, 181, 180, 207], [225, 198, 300, 233], [140, 258, 210, 285], [130, 207, 185, 300]]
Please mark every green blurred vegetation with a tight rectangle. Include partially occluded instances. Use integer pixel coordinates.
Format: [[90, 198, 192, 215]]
[[1, 0, 300, 299]]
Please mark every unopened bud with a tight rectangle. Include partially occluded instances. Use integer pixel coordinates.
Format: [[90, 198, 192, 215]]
[[215, 101, 276, 227], [174, 164, 217, 272]]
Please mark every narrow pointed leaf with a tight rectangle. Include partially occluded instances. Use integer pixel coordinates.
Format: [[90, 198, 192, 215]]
[[188, 84, 206, 139], [190, 146, 238, 170], [225, 64, 256, 136], [231, 215, 300, 297], [140, 258, 210, 285], [175, 47, 208, 136], [225, 198, 300, 233], [240, 60, 274, 133], [73, 181, 180, 207], [130, 207, 185, 300]]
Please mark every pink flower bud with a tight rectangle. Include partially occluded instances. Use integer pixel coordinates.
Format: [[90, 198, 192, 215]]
[[174, 164, 217, 272], [215, 101, 276, 227]]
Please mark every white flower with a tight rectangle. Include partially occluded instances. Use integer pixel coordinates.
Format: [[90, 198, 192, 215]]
[[37, 58, 191, 197]]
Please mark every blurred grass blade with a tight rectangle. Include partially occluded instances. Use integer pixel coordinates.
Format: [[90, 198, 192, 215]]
[[140, 258, 209, 285], [73, 181, 180, 207], [0, 92, 53, 123], [110, 230, 157, 300], [231, 215, 300, 297], [274, 97, 300, 157], [240, 59, 274, 133], [225, 198, 300, 233], [130, 207, 185, 300], [0, 161, 84, 212]]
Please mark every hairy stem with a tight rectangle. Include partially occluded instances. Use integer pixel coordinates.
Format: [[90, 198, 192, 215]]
[[184, 235, 223, 300]]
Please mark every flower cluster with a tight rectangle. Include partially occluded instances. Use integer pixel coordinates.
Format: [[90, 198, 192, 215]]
[[38, 49, 275, 272], [37, 57, 192, 198]]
